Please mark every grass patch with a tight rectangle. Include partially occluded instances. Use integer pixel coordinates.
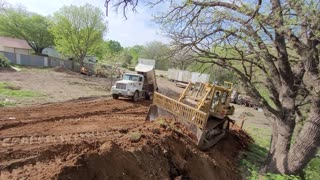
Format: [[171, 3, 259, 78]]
[[129, 132, 141, 142], [10, 64, 51, 73], [240, 126, 318, 180], [304, 157, 320, 180], [0, 100, 15, 107], [0, 82, 42, 98]]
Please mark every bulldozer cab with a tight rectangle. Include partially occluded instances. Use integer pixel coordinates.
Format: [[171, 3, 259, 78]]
[[146, 82, 235, 150], [177, 82, 234, 118], [223, 81, 233, 89]]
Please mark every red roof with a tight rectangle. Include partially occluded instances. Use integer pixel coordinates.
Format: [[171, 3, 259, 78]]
[[0, 36, 32, 50]]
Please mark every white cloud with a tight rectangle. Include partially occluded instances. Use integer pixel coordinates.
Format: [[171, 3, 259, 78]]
[[7, 0, 169, 47]]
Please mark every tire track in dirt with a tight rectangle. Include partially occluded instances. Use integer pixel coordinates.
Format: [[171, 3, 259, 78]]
[[0, 114, 145, 147], [1, 130, 116, 147], [0, 103, 147, 131]]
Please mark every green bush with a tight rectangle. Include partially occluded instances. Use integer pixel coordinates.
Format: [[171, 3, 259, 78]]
[[95, 64, 112, 77], [0, 54, 10, 67]]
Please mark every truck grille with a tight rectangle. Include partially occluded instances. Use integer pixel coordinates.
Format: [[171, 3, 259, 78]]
[[116, 83, 126, 89]]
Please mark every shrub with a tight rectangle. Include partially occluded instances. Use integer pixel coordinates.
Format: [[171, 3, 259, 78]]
[[95, 64, 112, 77], [0, 54, 10, 67]]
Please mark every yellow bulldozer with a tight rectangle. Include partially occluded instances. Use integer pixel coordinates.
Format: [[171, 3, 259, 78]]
[[146, 82, 235, 150]]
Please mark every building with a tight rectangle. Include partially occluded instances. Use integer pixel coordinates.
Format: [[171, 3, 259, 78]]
[[0, 36, 32, 55], [42, 47, 97, 64], [42, 47, 63, 59]]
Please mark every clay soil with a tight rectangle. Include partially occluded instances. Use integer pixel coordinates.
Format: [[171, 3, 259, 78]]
[[0, 96, 252, 180]]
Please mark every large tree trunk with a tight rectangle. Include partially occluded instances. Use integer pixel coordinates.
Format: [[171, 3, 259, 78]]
[[34, 48, 44, 55], [262, 117, 295, 174], [287, 97, 320, 174], [79, 56, 85, 67], [262, 97, 320, 174]]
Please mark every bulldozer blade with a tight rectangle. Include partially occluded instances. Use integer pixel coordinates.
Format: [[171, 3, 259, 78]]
[[197, 131, 226, 151], [145, 104, 159, 121]]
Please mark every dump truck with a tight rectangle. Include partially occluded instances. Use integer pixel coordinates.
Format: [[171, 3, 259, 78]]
[[146, 82, 235, 150], [111, 59, 158, 102]]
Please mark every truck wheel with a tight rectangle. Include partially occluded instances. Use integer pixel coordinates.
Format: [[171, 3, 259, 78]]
[[145, 92, 152, 100], [132, 91, 138, 102], [112, 94, 119, 99]]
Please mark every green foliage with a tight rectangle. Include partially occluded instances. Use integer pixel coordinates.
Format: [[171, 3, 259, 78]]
[[129, 45, 144, 65], [139, 41, 170, 70], [104, 40, 123, 56], [0, 53, 10, 67], [256, 85, 277, 109], [0, 100, 15, 107], [0, 8, 53, 54], [50, 4, 106, 62], [103, 45, 144, 67], [188, 61, 238, 83], [304, 157, 320, 180], [119, 49, 133, 67], [264, 173, 300, 180], [0, 82, 42, 97], [96, 40, 124, 61], [129, 131, 141, 142], [240, 126, 319, 179]]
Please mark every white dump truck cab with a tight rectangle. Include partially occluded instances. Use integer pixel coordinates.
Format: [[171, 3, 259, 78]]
[[111, 58, 158, 102]]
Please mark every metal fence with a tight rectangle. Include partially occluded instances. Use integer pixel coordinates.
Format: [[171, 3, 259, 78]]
[[0, 51, 96, 73]]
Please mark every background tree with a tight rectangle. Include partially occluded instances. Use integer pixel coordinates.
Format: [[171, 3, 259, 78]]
[[128, 45, 144, 65], [116, 48, 133, 67], [139, 41, 170, 70], [0, 0, 6, 10], [95, 40, 123, 62], [106, 0, 320, 175], [169, 47, 194, 70], [0, 8, 53, 55], [50, 4, 106, 66], [104, 40, 123, 57]]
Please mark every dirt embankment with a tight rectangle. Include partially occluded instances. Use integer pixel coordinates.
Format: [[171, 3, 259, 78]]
[[0, 98, 252, 180]]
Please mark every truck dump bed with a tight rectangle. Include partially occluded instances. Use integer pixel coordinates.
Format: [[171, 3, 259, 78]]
[[135, 58, 158, 91]]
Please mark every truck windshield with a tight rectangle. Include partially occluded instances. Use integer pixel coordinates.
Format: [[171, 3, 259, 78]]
[[123, 74, 139, 81]]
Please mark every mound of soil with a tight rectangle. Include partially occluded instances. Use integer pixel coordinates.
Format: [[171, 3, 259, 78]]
[[57, 123, 251, 180], [54, 66, 77, 75], [54, 66, 68, 72]]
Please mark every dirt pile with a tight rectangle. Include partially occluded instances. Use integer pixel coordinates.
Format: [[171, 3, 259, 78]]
[[1, 123, 251, 180], [0, 98, 252, 180], [53, 66, 77, 75], [58, 123, 252, 180]]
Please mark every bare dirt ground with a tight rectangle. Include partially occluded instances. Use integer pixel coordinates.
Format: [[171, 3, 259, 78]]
[[0, 67, 113, 106], [0, 68, 263, 180], [0, 68, 182, 106], [0, 97, 252, 180]]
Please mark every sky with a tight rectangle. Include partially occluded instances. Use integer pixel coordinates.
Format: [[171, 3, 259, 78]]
[[7, 0, 169, 47]]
